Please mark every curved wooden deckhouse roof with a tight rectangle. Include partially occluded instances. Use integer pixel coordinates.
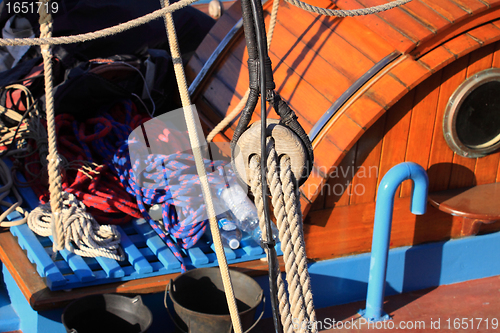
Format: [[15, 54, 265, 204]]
[[187, 0, 500, 259]]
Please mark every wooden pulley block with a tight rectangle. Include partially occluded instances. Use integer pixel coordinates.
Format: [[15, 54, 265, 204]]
[[233, 119, 309, 186]]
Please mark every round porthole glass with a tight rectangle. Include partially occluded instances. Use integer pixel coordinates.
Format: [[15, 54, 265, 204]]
[[444, 68, 500, 158]]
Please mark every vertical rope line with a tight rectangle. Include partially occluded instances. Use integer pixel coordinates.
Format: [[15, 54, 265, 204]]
[[39, 0, 64, 252], [250, 146, 318, 332], [159, 1, 242, 332], [250, 155, 293, 333], [281, 156, 317, 332], [265, 146, 307, 331]]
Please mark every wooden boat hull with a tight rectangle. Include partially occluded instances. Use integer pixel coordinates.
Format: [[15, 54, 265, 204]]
[[187, 0, 500, 261]]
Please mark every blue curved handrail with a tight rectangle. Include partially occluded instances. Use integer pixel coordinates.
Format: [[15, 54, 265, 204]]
[[360, 162, 429, 322]]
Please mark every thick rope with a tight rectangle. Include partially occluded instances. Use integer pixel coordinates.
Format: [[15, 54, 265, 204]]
[[250, 143, 317, 333], [206, 0, 280, 143], [159, 0, 243, 331], [250, 155, 293, 333], [280, 155, 316, 330], [28, 192, 124, 260], [0, 0, 198, 47], [285, 0, 412, 17], [39, 0, 65, 254]]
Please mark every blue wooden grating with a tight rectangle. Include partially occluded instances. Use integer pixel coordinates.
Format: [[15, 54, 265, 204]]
[[3, 164, 283, 291]]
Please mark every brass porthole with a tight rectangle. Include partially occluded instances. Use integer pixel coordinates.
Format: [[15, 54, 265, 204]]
[[444, 68, 500, 158]]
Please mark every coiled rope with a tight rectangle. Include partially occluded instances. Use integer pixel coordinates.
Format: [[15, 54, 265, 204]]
[[28, 191, 124, 260], [250, 142, 316, 333], [114, 141, 228, 272]]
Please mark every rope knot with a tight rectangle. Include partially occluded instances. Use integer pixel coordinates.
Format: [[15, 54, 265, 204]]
[[28, 191, 125, 260]]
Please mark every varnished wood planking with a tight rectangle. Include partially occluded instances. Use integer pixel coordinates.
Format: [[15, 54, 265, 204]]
[[412, 8, 500, 58], [398, 0, 451, 33], [401, 72, 442, 197], [365, 74, 409, 110], [210, 19, 334, 131], [324, 114, 364, 152], [325, 143, 358, 208], [274, 4, 376, 84], [377, 90, 415, 197], [450, 0, 488, 14], [418, 45, 456, 71], [388, 56, 433, 91], [349, 114, 387, 205], [443, 33, 482, 58], [419, 0, 470, 23], [269, 21, 354, 103], [303, 197, 462, 260], [357, 0, 436, 44], [427, 56, 469, 192], [335, 0, 416, 53], [277, 0, 396, 63], [467, 23, 500, 44]]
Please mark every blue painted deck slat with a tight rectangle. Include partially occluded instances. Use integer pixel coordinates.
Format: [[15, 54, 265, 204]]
[[47, 235, 96, 282], [6, 159, 283, 291], [211, 243, 237, 260], [132, 219, 181, 270], [94, 256, 126, 278], [117, 227, 154, 275], [10, 224, 67, 288], [188, 247, 209, 265]]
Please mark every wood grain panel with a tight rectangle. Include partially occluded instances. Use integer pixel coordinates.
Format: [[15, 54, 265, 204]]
[[325, 143, 358, 208], [467, 23, 500, 44], [419, 0, 470, 23], [269, 21, 354, 103], [412, 7, 500, 58], [418, 45, 456, 71], [377, 90, 415, 197], [335, 0, 417, 53], [276, 0, 396, 63], [388, 57, 433, 91], [450, 0, 488, 14], [443, 33, 482, 58], [349, 114, 387, 205], [398, 0, 451, 33], [275, 2, 377, 82], [303, 197, 462, 261], [401, 71, 443, 197], [356, 0, 435, 44], [427, 55, 469, 192]]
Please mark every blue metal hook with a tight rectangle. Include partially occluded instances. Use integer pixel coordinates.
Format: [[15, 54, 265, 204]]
[[360, 162, 429, 322]]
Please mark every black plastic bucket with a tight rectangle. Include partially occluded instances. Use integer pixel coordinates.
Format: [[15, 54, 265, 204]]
[[165, 267, 265, 333], [62, 294, 153, 333]]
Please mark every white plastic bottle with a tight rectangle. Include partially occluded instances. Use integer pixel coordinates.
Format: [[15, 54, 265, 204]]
[[219, 181, 279, 245], [220, 228, 242, 249]]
